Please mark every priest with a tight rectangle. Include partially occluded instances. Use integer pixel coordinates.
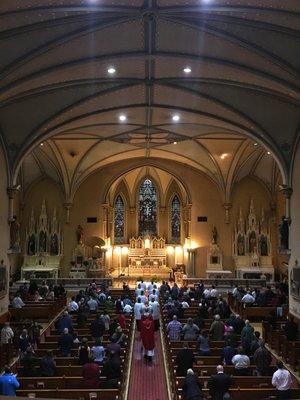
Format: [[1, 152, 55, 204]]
[[140, 311, 155, 362]]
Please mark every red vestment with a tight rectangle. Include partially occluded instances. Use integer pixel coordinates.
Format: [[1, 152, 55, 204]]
[[140, 315, 155, 351]]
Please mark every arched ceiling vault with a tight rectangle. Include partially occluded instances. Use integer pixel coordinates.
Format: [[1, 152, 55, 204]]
[[0, 0, 299, 187]]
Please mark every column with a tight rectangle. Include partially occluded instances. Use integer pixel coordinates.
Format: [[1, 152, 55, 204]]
[[186, 249, 196, 277], [184, 204, 192, 239], [7, 187, 19, 221], [279, 185, 293, 222]]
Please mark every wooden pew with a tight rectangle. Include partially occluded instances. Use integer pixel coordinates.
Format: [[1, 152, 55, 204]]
[[17, 388, 119, 400]]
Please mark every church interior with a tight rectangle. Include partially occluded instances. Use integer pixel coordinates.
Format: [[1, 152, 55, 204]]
[[0, 1, 300, 399]]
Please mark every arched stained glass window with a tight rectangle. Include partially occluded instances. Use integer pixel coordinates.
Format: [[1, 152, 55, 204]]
[[171, 195, 181, 243], [138, 179, 157, 236], [114, 195, 125, 244]]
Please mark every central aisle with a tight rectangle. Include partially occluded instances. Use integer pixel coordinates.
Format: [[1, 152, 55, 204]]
[[127, 328, 169, 400]]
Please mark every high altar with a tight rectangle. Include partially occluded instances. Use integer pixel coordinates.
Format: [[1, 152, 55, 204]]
[[21, 200, 62, 280], [233, 200, 274, 280], [127, 235, 170, 278]]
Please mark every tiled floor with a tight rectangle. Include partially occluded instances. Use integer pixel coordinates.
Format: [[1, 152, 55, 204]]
[[128, 329, 169, 400]]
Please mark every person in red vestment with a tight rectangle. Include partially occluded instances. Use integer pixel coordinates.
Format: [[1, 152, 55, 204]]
[[140, 312, 155, 362], [118, 312, 126, 330]]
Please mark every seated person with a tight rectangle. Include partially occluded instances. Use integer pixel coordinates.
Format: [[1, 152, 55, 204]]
[[83, 357, 101, 389], [197, 330, 211, 356], [11, 293, 25, 309], [111, 326, 126, 346], [0, 366, 20, 396], [182, 369, 203, 400], [106, 337, 121, 363], [40, 350, 57, 377], [176, 343, 195, 376], [101, 351, 121, 388], [78, 337, 90, 365]]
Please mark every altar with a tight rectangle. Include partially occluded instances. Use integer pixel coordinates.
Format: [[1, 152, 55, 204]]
[[21, 201, 62, 280], [233, 200, 274, 281], [127, 236, 170, 278]]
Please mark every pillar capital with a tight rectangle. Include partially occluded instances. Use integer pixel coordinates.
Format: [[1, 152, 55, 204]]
[[223, 203, 232, 224], [129, 207, 136, 214], [63, 202, 73, 224], [7, 186, 20, 199], [279, 185, 293, 199]]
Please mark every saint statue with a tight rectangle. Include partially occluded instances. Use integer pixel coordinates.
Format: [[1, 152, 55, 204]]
[[39, 231, 47, 253], [76, 225, 84, 244], [279, 216, 289, 250], [249, 231, 257, 253], [50, 233, 59, 255], [260, 235, 268, 256], [27, 234, 36, 255], [10, 216, 20, 250], [212, 226, 218, 244], [237, 234, 245, 255]]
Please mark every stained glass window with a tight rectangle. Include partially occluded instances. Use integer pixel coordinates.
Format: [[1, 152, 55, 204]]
[[138, 179, 157, 236], [114, 195, 125, 244], [171, 195, 181, 243]]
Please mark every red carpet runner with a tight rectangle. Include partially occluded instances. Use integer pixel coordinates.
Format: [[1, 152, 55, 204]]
[[127, 328, 169, 400]]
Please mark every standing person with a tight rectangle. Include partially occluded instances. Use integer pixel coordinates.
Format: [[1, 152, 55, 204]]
[[1, 322, 14, 344], [167, 315, 182, 341], [0, 366, 20, 396], [231, 347, 250, 376], [40, 350, 57, 377], [253, 341, 272, 376], [58, 328, 73, 357], [182, 318, 200, 341], [241, 320, 254, 355], [272, 361, 292, 399], [78, 337, 90, 365], [209, 315, 225, 341], [140, 312, 155, 362], [197, 330, 211, 356], [283, 316, 298, 341], [82, 357, 100, 389], [208, 365, 233, 400], [149, 298, 160, 331], [134, 297, 145, 331], [91, 339, 105, 365], [182, 369, 203, 400], [176, 344, 195, 376]]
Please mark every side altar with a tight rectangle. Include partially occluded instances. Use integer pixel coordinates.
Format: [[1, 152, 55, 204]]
[[21, 201, 62, 280], [127, 236, 170, 278], [233, 200, 274, 280]]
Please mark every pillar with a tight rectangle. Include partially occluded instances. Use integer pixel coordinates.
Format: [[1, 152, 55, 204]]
[[223, 203, 232, 224], [186, 249, 196, 277]]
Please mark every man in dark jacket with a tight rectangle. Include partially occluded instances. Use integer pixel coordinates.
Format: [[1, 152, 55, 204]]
[[40, 350, 57, 376], [21, 349, 39, 376], [253, 342, 272, 376], [284, 316, 298, 341], [176, 344, 195, 376], [90, 315, 105, 339], [101, 352, 121, 388], [57, 311, 73, 334], [208, 365, 233, 400], [58, 328, 73, 357]]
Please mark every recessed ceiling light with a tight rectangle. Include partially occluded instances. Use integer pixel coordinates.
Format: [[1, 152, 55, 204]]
[[183, 67, 192, 74], [267, 151, 271, 155], [107, 67, 116, 74], [254, 142, 258, 146], [172, 114, 180, 122], [40, 143, 44, 147], [173, 141, 178, 145], [220, 153, 228, 160], [119, 114, 127, 122]]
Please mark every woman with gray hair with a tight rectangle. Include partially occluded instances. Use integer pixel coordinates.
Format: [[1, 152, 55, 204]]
[[182, 369, 203, 400]]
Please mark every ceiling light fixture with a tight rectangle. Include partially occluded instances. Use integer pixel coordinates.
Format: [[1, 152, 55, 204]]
[[119, 114, 127, 122], [40, 142, 44, 147], [220, 153, 228, 160], [172, 114, 180, 122], [267, 151, 271, 155], [183, 67, 192, 74], [173, 141, 178, 145], [107, 67, 116, 74], [254, 142, 258, 146]]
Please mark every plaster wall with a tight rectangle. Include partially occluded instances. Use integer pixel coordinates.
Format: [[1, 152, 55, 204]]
[[289, 142, 300, 318], [0, 143, 9, 317]]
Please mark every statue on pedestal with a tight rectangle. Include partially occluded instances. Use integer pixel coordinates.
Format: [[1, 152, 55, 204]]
[[212, 226, 218, 244], [76, 225, 84, 244], [279, 216, 289, 250], [10, 216, 20, 251]]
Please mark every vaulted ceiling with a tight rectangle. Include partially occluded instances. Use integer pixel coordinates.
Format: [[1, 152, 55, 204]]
[[0, 0, 299, 189]]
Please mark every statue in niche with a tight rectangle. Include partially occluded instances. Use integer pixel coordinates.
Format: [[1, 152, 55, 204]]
[[50, 233, 59, 255], [237, 234, 245, 256], [39, 231, 47, 253], [76, 225, 84, 244], [212, 226, 218, 244], [260, 235, 268, 256], [10, 216, 20, 250], [279, 216, 289, 250], [27, 234, 36, 255], [249, 231, 257, 253]]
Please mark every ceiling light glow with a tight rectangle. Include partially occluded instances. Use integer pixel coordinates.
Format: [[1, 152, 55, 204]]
[[119, 114, 127, 122], [183, 67, 192, 74], [107, 67, 116, 74], [254, 142, 258, 146], [173, 141, 178, 145], [172, 114, 180, 122], [220, 153, 228, 160], [267, 151, 271, 155]]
